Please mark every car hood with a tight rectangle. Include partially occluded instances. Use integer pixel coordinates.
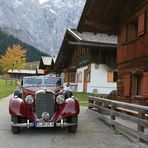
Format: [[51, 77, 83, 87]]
[[23, 86, 62, 94]]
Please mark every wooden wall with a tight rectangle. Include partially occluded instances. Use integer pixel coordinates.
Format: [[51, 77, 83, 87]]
[[117, 4, 148, 106], [117, 4, 148, 64]]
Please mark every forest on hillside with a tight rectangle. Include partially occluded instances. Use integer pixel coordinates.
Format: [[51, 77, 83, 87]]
[[0, 30, 49, 62]]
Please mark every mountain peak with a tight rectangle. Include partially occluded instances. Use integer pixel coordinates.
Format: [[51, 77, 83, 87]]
[[0, 0, 86, 55]]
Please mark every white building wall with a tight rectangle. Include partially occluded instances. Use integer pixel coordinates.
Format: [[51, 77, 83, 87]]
[[76, 64, 117, 94], [76, 66, 88, 92], [87, 64, 117, 94]]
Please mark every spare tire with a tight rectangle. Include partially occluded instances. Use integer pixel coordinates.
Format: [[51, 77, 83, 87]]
[[65, 90, 73, 99], [14, 90, 22, 98]]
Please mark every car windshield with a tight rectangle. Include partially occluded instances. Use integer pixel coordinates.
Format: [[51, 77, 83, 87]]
[[23, 76, 62, 87], [44, 77, 61, 86]]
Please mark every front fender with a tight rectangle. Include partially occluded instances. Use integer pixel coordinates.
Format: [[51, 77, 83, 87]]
[[9, 97, 26, 116], [52, 98, 80, 122], [9, 97, 36, 121]]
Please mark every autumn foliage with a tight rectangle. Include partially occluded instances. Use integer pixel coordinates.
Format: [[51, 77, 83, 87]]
[[0, 44, 26, 72]]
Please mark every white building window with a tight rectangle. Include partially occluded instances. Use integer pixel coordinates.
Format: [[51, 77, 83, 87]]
[[108, 70, 117, 82]]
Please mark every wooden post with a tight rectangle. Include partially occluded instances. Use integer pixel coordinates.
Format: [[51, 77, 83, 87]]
[[138, 112, 145, 132], [88, 97, 93, 110], [111, 103, 116, 120], [88, 97, 91, 109]]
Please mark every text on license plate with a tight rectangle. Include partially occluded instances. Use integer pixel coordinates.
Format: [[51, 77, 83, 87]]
[[36, 122, 54, 127]]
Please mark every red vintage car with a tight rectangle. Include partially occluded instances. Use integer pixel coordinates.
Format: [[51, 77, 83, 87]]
[[9, 75, 80, 134]]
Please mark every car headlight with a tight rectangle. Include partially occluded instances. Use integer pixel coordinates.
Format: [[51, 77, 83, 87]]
[[56, 95, 65, 104], [25, 95, 34, 104]]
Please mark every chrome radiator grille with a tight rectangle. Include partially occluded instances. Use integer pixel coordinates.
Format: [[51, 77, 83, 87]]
[[35, 91, 55, 119]]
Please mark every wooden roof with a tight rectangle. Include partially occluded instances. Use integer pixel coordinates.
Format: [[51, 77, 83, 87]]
[[71, 30, 117, 45], [54, 29, 117, 72], [78, 0, 148, 34]]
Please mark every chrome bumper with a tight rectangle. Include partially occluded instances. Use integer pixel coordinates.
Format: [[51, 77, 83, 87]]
[[11, 119, 76, 128]]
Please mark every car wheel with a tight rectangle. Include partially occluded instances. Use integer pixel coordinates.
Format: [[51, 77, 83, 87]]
[[11, 115, 20, 134], [68, 116, 78, 133], [14, 90, 22, 98]]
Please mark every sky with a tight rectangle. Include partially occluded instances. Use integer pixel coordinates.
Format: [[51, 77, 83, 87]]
[[39, 0, 48, 4]]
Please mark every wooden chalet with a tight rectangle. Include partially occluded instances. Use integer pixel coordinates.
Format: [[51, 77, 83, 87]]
[[55, 28, 117, 93], [78, 0, 148, 105], [39, 56, 55, 75]]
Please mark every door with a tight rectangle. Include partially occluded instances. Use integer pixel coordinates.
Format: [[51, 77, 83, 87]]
[[83, 69, 88, 92]]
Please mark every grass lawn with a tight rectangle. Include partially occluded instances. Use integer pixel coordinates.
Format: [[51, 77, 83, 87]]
[[73, 92, 91, 107], [0, 79, 17, 99], [73, 92, 107, 107]]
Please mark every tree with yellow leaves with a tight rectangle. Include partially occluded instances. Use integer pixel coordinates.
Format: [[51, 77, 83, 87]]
[[0, 44, 26, 83]]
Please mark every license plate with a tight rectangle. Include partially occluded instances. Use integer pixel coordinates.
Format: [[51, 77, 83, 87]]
[[35, 122, 54, 127]]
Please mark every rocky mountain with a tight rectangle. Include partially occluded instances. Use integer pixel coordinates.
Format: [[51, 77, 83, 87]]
[[41, 0, 86, 54], [0, 0, 86, 55]]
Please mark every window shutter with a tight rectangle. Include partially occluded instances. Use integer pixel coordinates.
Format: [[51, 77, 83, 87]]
[[138, 11, 145, 36], [124, 74, 131, 96], [142, 72, 148, 98], [121, 23, 126, 44], [108, 71, 113, 82]]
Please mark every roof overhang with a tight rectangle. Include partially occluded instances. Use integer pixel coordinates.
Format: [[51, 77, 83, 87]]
[[78, 0, 147, 34], [68, 41, 117, 48]]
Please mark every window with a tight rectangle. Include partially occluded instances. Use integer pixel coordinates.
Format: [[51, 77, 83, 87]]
[[127, 17, 138, 42], [125, 11, 146, 43], [108, 70, 117, 82], [64, 72, 69, 82], [131, 74, 143, 96], [135, 74, 142, 95], [69, 73, 76, 83], [124, 72, 148, 98], [64, 72, 75, 83]]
